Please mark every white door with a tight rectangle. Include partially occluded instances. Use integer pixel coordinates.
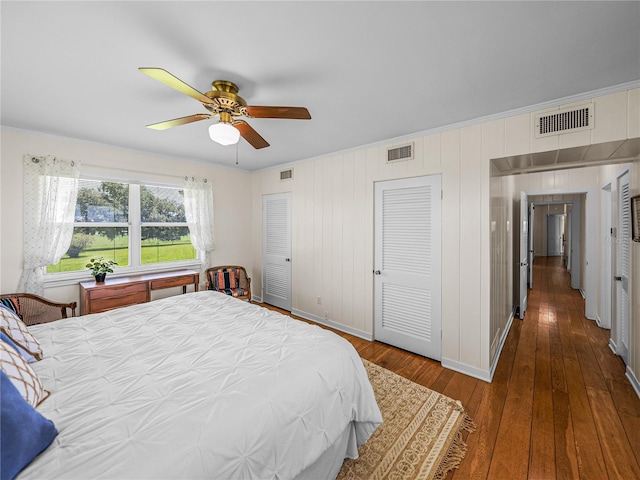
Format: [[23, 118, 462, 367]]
[[528, 203, 535, 288], [262, 193, 292, 310], [616, 171, 631, 364], [600, 185, 612, 329], [570, 201, 581, 290], [519, 191, 529, 319], [566, 208, 572, 271], [374, 175, 442, 360], [547, 214, 564, 256]]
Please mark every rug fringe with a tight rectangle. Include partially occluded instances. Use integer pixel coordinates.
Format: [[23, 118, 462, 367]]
[[462, 414, 477, 433], [432, 413, 477, 480]]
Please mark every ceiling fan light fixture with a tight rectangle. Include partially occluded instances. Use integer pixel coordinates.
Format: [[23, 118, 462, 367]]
[[139, 68, 310, 150], [209, 121, 240, 146]]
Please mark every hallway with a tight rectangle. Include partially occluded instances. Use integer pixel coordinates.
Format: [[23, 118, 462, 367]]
[[458, 255, 640, 479]]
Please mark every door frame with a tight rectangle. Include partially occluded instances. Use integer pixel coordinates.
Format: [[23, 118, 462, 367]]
[[524, 189, 596, 320], [519, 191, 529, 319], [528, 203, 535, 288], [599, 183, 613, 329]]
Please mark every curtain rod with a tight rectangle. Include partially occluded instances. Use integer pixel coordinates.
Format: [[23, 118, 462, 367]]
[[28, 155, 77, 167], [82, 162, 186, 180], [81, 163, 209, 185]]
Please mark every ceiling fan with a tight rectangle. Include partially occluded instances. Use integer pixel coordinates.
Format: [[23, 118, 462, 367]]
[[139, 67, 311, 149]]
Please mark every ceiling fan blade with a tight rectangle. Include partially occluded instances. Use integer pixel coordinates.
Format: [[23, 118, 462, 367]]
[[146, 114, 213, 130], [139, 67, 214, 105], [244, 106, 311, 120], [233, 120, 270, 149]]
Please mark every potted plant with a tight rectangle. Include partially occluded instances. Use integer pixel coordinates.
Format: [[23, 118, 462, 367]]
[[86, 257, 117, 283]]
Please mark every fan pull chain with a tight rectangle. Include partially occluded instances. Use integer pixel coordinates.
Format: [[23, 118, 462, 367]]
[[236, 143, 239, 165]]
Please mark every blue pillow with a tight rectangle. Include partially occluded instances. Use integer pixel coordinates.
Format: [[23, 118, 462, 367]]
[[0, 371, 57, 480], [0, 332, 36, 363]]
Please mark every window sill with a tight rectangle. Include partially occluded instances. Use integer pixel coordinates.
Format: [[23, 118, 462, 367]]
[[43, 261, 202, 289]]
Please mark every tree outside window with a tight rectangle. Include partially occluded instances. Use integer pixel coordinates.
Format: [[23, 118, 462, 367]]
[[47, 180, 196, 274]]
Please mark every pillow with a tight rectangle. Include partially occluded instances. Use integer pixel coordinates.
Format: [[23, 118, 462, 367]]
[[0, 304, 42, 360], [0, 297, 21, 319], [0, 332, 36, 363], [210, 268, 239, 291], [0, 370, 58, 480], [0, 342, 49, 407]]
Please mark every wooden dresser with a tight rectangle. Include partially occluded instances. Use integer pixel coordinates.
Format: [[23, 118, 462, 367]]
[[79, 270, 199, 315]]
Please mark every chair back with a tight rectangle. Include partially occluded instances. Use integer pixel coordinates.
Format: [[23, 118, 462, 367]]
[[0, 293, 77, 325], [204, 266, 251, 301]]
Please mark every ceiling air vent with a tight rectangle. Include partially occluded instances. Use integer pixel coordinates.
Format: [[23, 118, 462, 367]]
[[534, 103, 594, 138], [280, 168, 293, 181], [387, 142, 414, 163]]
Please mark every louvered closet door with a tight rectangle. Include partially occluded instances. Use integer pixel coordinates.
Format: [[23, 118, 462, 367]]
[[616, 171, 631, 365], [263, 193, 292, 310], [374, 175, 442, 360]]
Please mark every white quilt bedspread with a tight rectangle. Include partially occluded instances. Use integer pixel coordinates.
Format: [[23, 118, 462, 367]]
[[23, 291, 382, 479]]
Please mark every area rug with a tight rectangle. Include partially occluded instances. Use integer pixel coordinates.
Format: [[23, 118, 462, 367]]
[[337, 360, 476, 480]]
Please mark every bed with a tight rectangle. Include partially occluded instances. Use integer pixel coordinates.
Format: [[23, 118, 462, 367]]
[[11, 290, 382, 479]]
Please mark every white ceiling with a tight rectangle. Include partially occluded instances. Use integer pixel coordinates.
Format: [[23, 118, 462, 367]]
[[2, 1, 639, 171]]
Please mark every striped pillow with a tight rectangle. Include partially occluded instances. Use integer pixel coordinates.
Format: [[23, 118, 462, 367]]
[[207, 268, 250, 298], [1, 297, 21, 319], [209, 269, 239, 291]]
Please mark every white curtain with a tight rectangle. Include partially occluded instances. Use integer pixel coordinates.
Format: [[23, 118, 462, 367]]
[[182, 176, 215, 284], [19, 155, 80, 295]]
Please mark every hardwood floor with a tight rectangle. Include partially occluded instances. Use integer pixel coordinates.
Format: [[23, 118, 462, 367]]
[[260, 256, 640, 479]]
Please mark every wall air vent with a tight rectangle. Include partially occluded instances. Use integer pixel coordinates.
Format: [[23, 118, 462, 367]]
[[534, 103, 594, 138], [280, 168, 293, 181], [387, 143, 414, 163]]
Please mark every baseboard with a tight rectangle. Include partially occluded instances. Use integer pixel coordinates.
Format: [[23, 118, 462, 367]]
[[595, 314, 602, 328], [609, 338, 618, 355], [291, 309, 374, 341], [626, 366, 640, 400], [579, 288, 586, 299], [441, 358, 492, 383], [253, 300, 372, 340], [487, 308, 516, 383]]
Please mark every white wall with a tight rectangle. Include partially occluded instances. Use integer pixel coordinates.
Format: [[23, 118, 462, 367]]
[[251, 118, 498, 378], [253, 87, 639, 381], [0, 128, 253, 306]]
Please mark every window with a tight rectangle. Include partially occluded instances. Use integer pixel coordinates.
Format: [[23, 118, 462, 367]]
[[46, 180, 196, 277], [140, 185, 195, 265]]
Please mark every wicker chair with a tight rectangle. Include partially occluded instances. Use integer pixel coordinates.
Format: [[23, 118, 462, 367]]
[[204, 266, 251, 302], [0, 293, 77, 326]]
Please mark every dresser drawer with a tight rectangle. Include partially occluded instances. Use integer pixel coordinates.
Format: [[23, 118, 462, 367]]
[[89, 282, 147, 299], [89, 290, 149, 313], [150, 275, 196, 290]]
